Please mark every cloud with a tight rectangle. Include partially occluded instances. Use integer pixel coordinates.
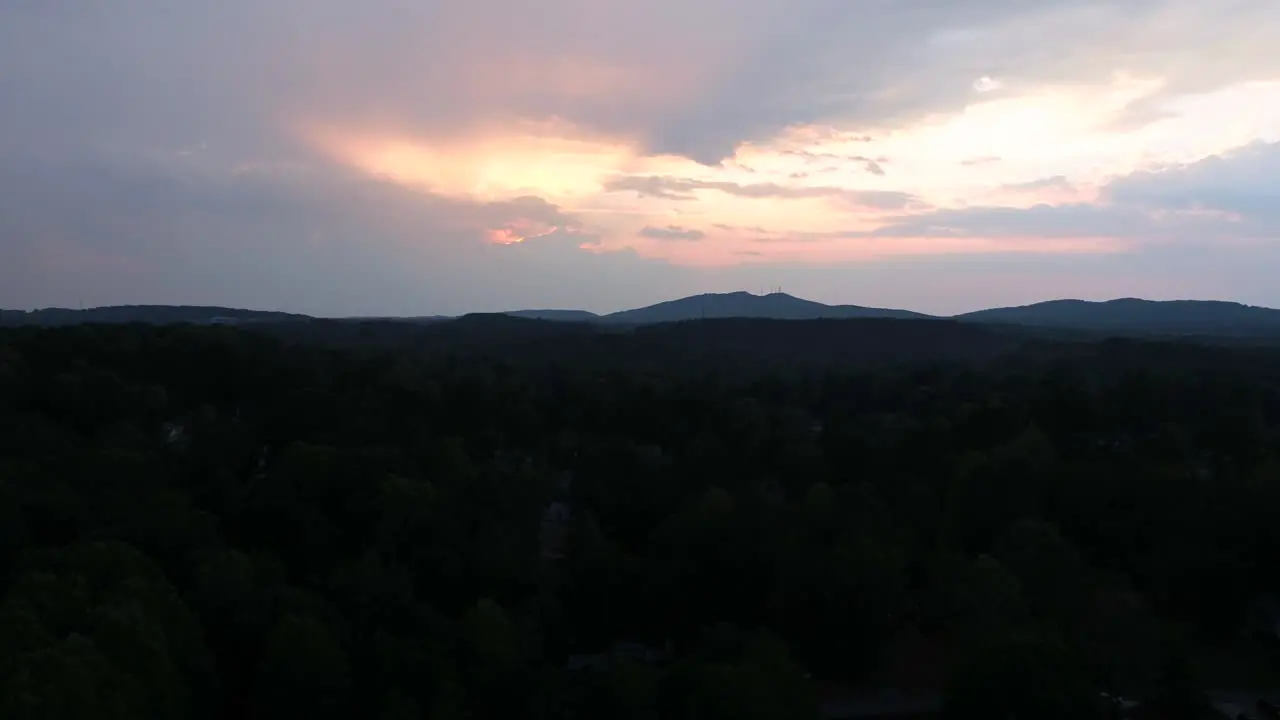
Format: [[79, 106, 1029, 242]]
[[0, 149, 684, 314], [973, 76, 1004, 93], [1001, 175, 1075, 193], [865, 203, 1153, 240], [781, 150, 887, 175], [602, 175, 926, 210], [835, 190, 930, 212], [1102, 140, 1280, 223], [602, 176, 700, 201], [639, 225, 706, 241], [6, 0, 1278, 167], [479, 196, 581, 243], [713, 223, 770, 234], [861, 140, 1280, 243], [4, 0, 1280, 313]]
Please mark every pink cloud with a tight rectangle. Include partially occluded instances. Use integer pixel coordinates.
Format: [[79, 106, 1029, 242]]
[[596, 225, 1128, 267]]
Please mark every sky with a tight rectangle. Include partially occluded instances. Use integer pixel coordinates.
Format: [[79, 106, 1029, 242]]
[[3, 0, 1280, 316]]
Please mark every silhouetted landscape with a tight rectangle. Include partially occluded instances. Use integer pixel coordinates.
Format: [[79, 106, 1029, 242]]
[[595, 292, 932, 324], [956, 298, 1280, 337], [2, 306, 1279, 719], [10, 0, 1280, 716], [0, 305, 313, 327], [8, 292, 1280, 343]]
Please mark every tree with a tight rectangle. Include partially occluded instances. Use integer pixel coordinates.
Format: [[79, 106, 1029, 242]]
[[254, 614, 352, 720], [6, 319, 1280, 720], [661, 627, 818, 720], [0, 542, 217, 719], [1133, 648, 1215, 720], [944, 635, 1101, 720], [995, 519, 1093, 632], [0, 633, 144, 720], [461, 599, 533, 719]]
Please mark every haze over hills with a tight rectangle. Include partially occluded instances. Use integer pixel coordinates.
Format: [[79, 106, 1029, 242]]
[[6, 292, 1280, 339]]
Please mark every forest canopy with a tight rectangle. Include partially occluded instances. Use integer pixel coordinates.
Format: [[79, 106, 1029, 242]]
[[1, 320, 1278, 719]]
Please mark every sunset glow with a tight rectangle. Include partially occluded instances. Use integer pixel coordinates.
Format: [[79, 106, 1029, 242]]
[[7, 0, 1280, 314], [297, 73, 1280, 268], [303, 123, 640, 202]]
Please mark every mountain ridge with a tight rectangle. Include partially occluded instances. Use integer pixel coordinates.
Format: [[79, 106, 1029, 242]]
[[599, 291, 930, 324], [0, 305, 310, 327], [501, 309, 601, 321], [6, 293, 1280, 338], [956, 297, 1280, 335]]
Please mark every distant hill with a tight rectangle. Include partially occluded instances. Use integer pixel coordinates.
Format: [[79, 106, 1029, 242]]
[[600, 292, 930, 324], [9, 295, 1280, 340], [957, 298, 1280, 337], [0, 305, 312, 327], [502, 309, 599, 322]]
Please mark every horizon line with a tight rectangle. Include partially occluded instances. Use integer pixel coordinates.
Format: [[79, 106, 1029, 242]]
[[5, 291, 1279, 319]]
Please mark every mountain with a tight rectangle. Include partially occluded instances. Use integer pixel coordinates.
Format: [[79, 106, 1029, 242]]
[[10, 295, 1280, 340], [502, 309, 600, 321], [0, 305, 312, 327], [600, 291, 930, 324], [957, 298, 1280, 336]]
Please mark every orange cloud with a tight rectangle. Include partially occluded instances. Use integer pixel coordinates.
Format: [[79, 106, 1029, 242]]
[[485, 218, 565, 245], [294, 71, 1280, 270], [299, 112, 1144, 266], [301, 120, 641, 202]]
